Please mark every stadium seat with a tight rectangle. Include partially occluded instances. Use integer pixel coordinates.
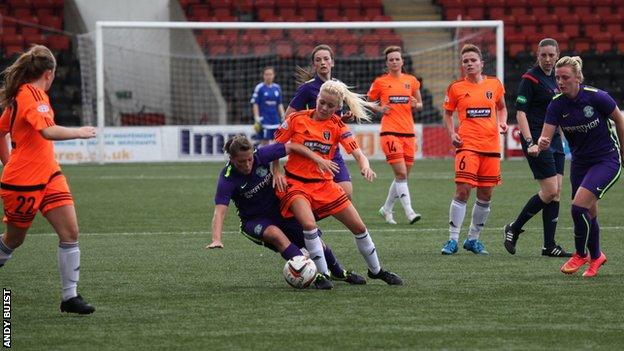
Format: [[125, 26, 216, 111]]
[[318, 0, 340, 8], [573, 38, 592, 53], [561, 15, 581, 38], [594, 5, 612, 17], [549, 32, 570, 51], [235, 0, 254, 12], [321, 7, 340, 20], [21, 26, 39, 36], [364, 7, 383, 19], [488, 7, 505, 19], [363, 44, 381, 57], [24, 34, 47, 47], [531, 6, 549, 17], [603, 14, 622, 35], [40, 15, 63, 29], [275, 41, 293, 58], [275, 0, 296, 7], [445, 6, 462, 20], [516, 15, 538, 36], [300, 7, 318, 21], [594, 32, 613, 53], [279, 7, 296, 19], [296, 44, 314, 57], [207, 44, 228, 56], [340, 44, 359, 57], [581, 14, 603, 37], [552, 6, 570, 17], [466, 7, 485, 20], [265, 29, 284, 40], [188, 4, 210, 19], [298, 0, 319, 8], [506, 33, 526, 57], [257, 7, 275, 21], [253, 44, 271, 56]]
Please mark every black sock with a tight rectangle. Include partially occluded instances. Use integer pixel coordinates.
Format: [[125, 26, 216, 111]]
[[512, 194, 547, 232], [587, 217, 601, 259], [542, 200, 560, 248]]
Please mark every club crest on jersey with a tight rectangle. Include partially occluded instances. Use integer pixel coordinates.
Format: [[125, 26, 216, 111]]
[[485, 91, 493, 100], [254, 224, 263, 235], [255, 166, 268, 178], [37, 104, 50, 113], [404, 83, 410, 89], [323, 131, 331, 140], [583, 106, 594, 118], [280, 120, 289, 130]]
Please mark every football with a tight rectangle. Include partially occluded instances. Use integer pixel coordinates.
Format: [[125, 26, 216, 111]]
[[283, 255, 317, 289]]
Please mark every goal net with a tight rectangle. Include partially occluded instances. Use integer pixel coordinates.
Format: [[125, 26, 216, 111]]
[[77, 21, 503, 159]]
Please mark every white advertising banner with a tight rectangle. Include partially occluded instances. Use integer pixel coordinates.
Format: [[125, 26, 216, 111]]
[[53, 124, 424, 164], [54, 127, 162, 164]]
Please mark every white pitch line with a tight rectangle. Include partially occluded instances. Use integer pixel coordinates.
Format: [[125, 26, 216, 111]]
[[26, 226, 624, 237]]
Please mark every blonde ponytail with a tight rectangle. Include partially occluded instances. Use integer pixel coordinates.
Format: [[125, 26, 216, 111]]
[[319, 80, 377, 123]]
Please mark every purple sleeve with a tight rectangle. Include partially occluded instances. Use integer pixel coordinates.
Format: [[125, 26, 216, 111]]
[[544, 99, 560, 126], [288, 85, 309, 110], [255, 143, 287, 165], [214, 172, 235, 206], [595, 90, 617, 117]]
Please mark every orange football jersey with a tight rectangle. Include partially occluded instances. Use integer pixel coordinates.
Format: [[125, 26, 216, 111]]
[[367, 73, 420, 134], [0, 84, 60, 186], [443, 76, 505, 153], [274, 110, 359, 181]]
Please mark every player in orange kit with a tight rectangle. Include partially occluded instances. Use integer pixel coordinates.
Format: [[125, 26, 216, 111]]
[[273, 80, 403, 288], [368, 46, 423, 225], [0, 45, 97, 314], [440, 44, 508, 256]]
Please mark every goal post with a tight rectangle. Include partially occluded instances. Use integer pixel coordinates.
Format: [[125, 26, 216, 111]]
[[78, 20, 504, 163]]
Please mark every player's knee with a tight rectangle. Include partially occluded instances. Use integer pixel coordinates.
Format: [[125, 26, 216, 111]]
[[541, 189, 558, 203], [454, 187, 471, 202], [58, 225, 80, 243]]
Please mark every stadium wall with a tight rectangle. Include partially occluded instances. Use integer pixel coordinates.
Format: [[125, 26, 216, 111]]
[[52, 124, 523, 164]]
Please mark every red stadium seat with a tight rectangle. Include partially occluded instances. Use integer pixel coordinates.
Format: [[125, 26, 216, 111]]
[[8, 0, 30, 8], [363, 44, 380, 57], [300, 7, 318, 21], [341, 0, 361, 9], [235, 0, 254, 12], [266, 29, 284, 40], [364, 7, 382, 19], [614, 33, 624, 53], [516, 15, 538, 35], [276, 0, 296, 7], [581, 14, 602, 36], [344, 8, 364, 20], [552, 6, 570, 17], [257, 7, 275, 21], [39, 15, 62, 29], [275, 41, 293, 58], [253, 44, 271, 55], [466, 7, 485, 20], [549, 32, 570, 51], [279, 7, 296, 19], [209, 0, 232, 8], [207, 44, 228, 56], [361, 0, 382, 7], [2, 34, 24, 47], [509, 7, 527, 17], [23, 34, 47, 46], [540, 24, 558, 36], [603, 14, 623, 34], [298, 0, 318, 8], [594, 6, 612, 16], [321, 7, 340, 20], [594, 32, 613, 53], [488, 7, 505, 19], [340, 43, 359, 57], [318, 0, 339, 8], [573, 38, 592, 53], [296, 44, 314, 57], [531, 6, 549, 17], [189, 4, 210, 19], [48, 34, 70, 51]]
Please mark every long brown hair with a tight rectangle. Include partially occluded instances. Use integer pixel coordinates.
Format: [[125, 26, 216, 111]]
[[295, 44, 335, 86], [0, 45, 56, 108]]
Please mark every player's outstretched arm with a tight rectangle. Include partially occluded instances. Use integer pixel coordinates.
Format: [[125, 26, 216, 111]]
[[538, 123, 557, 150], [207, 204, 227, 249], [40, 125, 96, 141], [351, 148, 376, 182], [608, 106, 624, 162], [0, 132, 9, 165]]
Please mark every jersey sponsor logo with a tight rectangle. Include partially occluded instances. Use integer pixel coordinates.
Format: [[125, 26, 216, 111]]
[[303, 140, 332, 155], [340, 131, 353, 139], [323, 131, 331, 140], [583, 105, 595, 118], [486, 91, 493, 100], [444, 95, 449, 103], [274, 90, 279, 97], [466, 108, 491, 118], [254, 224, 263, 235], [255, 166, 268, 177], [280, 120, 289, 130], [388, 95, 410, 104], [37, 104, 50, 113], [561, 117, 600, 133], [516, 95, 527, 104], [264, 101, 277, 106]]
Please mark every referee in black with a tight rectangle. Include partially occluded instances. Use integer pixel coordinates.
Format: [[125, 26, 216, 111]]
[[504, 38, 572, 257]]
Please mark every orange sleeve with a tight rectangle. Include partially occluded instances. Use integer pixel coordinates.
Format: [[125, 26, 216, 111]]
[[338, 124, 359, 154], [443, 84, 457, 111], [412, 76, 420, 95], [274, 117, 294, 143], [367, 78, 381, 101], [0, 108, 11, 133], [24, 101, 55, 131]]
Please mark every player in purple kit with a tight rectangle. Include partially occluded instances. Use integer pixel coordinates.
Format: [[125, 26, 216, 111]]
[[207, 135, 366, 288], [283, 44, 354, 197], [538, 56, 624, 277]]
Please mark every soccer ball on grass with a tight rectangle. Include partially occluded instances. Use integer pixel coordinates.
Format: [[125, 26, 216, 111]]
[[283, 255, 317, 289]]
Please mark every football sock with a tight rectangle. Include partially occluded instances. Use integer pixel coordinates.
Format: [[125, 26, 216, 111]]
[[303, 228, 329, 275], [383, 180, 397, 212], [587, 217, 601, 260], [0, 237, 13, 267], [468, 199, 491, 240], [280, 243, 303, 261], [323, 244, 345, 277], [448, 199, 467, 241], [58, 242, 80, 301], [542, 200, 560, 248], [512, 194, 547, 232], [354, 230, 381, 275], [571, 205, 590, 258], [395, 179, 416, 216]]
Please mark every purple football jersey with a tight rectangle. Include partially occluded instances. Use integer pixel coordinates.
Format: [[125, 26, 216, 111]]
[[545, 86, 618, 161], [214, 143, 286, 219]]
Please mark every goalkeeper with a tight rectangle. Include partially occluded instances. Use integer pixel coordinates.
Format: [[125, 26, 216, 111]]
[[250, 66, 285, 145]]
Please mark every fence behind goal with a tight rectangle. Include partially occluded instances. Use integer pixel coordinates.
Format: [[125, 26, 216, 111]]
[[76, 21, 503, 162]]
